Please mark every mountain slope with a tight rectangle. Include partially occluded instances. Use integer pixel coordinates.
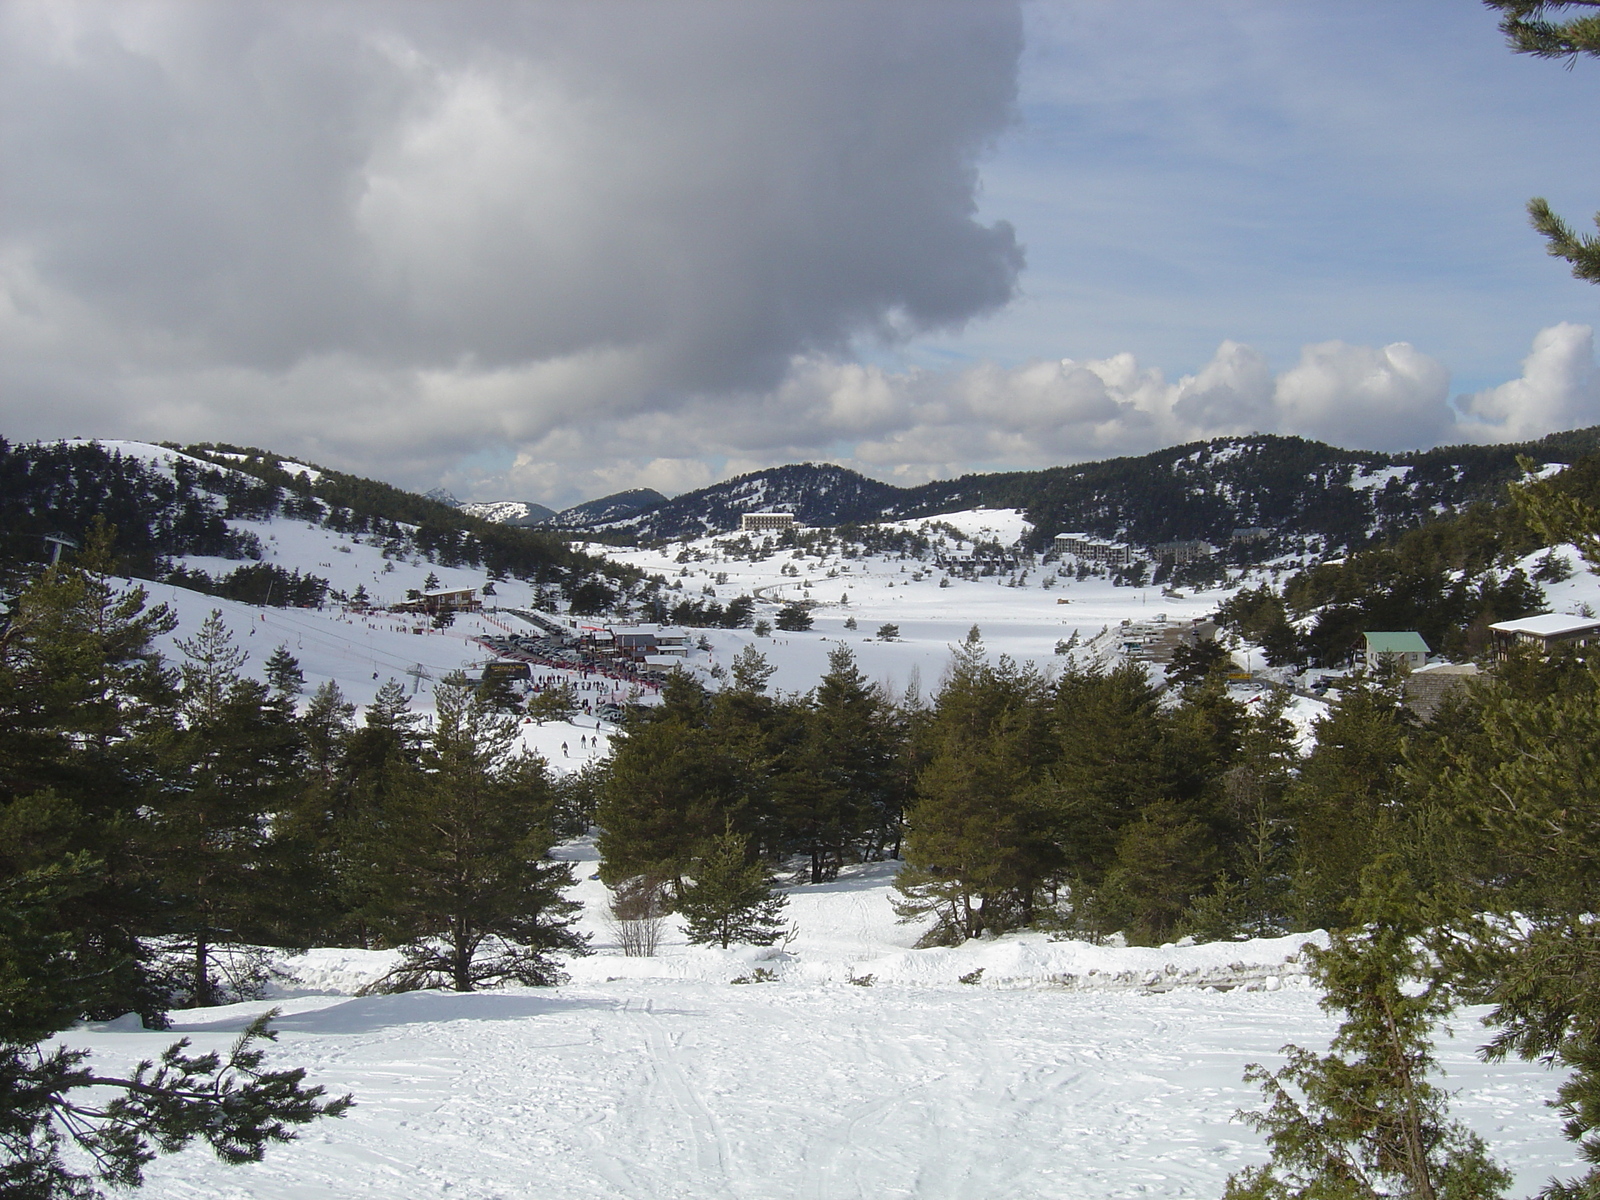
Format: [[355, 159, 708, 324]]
[[555, 488, 667, 527], [581, 465, 898, 540], [561, 429, 1600, 553], [456, 500, 558, 527], [0, 439, 648, 614]]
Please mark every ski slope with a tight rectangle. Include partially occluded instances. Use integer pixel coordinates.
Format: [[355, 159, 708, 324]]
[[76, 845, 1574, 1199]]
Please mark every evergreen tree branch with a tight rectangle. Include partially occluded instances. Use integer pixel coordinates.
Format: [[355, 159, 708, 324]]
[[1488, 1, 1600, 64], [1528, 198, 1600, 283]]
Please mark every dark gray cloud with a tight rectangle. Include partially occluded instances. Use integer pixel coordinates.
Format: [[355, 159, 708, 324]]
[[10, 1, 1587, 509], [0, 0, 1024, 463]]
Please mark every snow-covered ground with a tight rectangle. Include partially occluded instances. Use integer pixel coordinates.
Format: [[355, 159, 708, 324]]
[[124, 496, 1270, 762], [588, 510, 1227, 699], [78, 843, 1574, 1199]]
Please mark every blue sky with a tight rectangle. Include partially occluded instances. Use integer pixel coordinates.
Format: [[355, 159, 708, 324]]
[[3, 1, 1600, 503], [899, 0, 1600, 397]]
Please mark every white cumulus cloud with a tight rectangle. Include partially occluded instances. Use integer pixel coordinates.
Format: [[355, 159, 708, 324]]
[[1456, 322, 1600, 443]]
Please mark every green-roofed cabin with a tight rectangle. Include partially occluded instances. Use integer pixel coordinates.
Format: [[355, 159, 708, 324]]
[[1362, 631, 1429, 672]]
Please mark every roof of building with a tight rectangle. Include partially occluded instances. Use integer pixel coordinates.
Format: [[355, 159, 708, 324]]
[[1413, 662, 1479, 676], [1489, 613, 1600, 637], [1363, 631, 1430, 654]]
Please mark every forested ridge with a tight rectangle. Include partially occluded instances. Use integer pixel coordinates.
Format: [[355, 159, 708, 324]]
[[569, 427, 1600, 552], [0, 438, 648, 614], [1211, 445, 1600, 666]]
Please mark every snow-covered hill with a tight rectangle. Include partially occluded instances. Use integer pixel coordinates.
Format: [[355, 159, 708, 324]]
[[587, 509, 1267, 697], [454, 499, 556, 527]]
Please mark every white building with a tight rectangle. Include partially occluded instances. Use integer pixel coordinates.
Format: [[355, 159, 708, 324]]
[[1489, 613, 1600, 658], [1054, 532, 1134, 566]]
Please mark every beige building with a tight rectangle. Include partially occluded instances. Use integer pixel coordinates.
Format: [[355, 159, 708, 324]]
[[740, 512, 796, 533], [1054, 532, 1135, 566]]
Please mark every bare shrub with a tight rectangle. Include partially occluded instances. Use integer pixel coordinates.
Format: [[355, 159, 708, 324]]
[[606, 875, 669, 957]]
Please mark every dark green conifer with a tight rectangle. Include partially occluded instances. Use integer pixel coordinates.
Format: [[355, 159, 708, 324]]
[[677, 828, 788, 949], [895, 629, 1056, 942], [353, 681, 585, 992], [1226, 871, 1510, 1200], [1286, 673, 1413, 931]]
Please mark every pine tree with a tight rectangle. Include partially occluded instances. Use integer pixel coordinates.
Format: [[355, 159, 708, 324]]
[[894, 629, 1057, 942], [1420, 654, 1600, 1199], [596, 673, 751, 885], [353, 682, 586, 992], [730, 645, 777, 693], [1286, 672, 1414, 930], [1091, 671, 1246, 943], [526, 683, 577, 725], [151, 611, 306, 1004], [1185, 686, 1301, 940], [775, 602, 812, 632], [0, 854, 351, 1197], [270, 680, 357, 944], [264, 645, 304, 700], [1486, 1, 1600, 283], [1094, 800, 1217, 945], [1225, 872, 1510, 1200], [677, 828, 788, 949], [0, 525, 179, 1020], [777, 645, 906, 881], [1041, 661, 1169, 919], [0, 541, 350, 1194]]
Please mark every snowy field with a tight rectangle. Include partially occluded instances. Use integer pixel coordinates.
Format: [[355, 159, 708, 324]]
[[586, 511, 1235, 701], [82, 846, 1574, 1199]]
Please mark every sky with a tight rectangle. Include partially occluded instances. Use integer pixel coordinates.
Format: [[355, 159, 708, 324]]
[[4, 0, 1600, 506]]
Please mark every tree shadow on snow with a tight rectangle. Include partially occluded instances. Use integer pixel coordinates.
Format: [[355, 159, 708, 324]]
[[170, 990, 613, 1036], [786, 863, 903, 895]]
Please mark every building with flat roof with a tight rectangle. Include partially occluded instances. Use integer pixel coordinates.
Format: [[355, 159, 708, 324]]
[[1054, 532, 1135, 566], [1489, 613, 1600, 658], [1362, 631, 1430, 672], [1151, 539, 1214, 564], [396, 587, 480, 616], [741, 512, 796, 533]]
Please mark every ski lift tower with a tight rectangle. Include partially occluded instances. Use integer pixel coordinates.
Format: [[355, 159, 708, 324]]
[[42, 533, 79, 566]]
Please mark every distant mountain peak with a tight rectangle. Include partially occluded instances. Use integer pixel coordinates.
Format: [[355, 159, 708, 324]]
[[553, 488, 668, 528], [456, 499, 557, 528]]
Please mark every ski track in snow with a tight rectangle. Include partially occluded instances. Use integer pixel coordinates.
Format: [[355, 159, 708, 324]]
[[81, 858, 1576, 1200], [107, 979, 1573, 1199]]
